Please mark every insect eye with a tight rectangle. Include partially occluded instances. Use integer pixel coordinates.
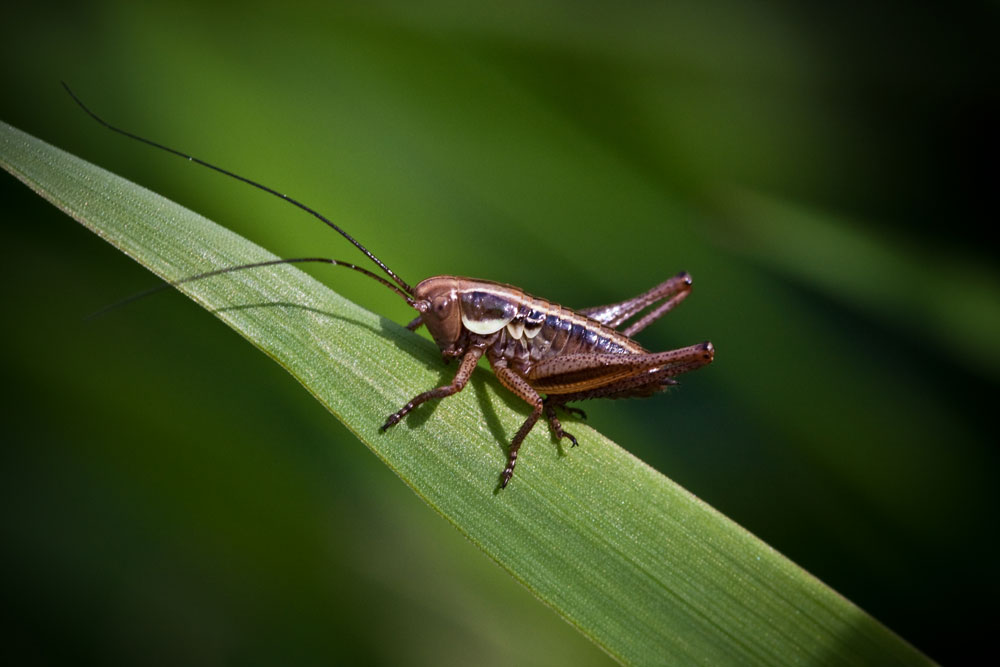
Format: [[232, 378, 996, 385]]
[[433, 295, 454, 316]]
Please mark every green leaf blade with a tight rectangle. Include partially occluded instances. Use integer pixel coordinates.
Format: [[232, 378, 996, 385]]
[[1, 119, 929, 665]]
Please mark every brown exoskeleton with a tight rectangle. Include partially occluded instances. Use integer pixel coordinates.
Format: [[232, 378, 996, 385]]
[[66, 84, 715, 488], [394, 276, 713, 486]]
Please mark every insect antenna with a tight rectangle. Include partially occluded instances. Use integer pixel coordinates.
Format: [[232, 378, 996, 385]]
[[61, 82, 414, 297], [85, 256, 416, 321]]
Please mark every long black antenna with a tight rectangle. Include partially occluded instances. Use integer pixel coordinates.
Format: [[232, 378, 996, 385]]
[[62, 82, 414, 296], [86, 257, 416, 320]]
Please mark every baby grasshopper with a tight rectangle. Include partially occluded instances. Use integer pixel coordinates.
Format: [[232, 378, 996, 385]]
[[66, 84, 715, 488]]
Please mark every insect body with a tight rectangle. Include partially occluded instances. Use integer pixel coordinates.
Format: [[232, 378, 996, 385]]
[[66, 84, 714, 488], [398, 276, 713, 486]]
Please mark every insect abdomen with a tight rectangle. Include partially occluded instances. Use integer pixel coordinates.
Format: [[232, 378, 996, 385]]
[[456, 282, 643, 374], [522, 307, 637, 359]]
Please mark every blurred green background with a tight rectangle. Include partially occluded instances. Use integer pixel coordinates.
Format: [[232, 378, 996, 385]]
[[2, 1, 996, 664]]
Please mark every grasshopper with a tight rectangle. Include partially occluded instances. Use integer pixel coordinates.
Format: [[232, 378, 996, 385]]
[[66, 85, 715, 488]]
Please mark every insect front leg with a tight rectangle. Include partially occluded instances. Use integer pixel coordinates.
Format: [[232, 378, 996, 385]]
[[381, 346, 483, 431]]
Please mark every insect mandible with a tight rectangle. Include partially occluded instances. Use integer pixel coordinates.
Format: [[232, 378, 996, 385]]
[[65, 84, 715, 488]]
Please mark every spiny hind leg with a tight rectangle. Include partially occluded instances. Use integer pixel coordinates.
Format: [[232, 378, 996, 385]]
[[577, 271, 693, 334]]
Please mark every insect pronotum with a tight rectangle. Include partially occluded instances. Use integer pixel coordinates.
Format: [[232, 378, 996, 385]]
[[65, 84, 715, 488]]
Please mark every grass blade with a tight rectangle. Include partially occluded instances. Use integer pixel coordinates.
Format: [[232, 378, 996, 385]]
[[1, 119, 929, 665]]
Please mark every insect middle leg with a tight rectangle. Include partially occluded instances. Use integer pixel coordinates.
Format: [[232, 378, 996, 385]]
[[381, 346, 484, 430], [491, 362, 565, 488]]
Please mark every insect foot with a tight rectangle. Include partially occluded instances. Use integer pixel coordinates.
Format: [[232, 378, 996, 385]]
[[544, 403, 579, 448]]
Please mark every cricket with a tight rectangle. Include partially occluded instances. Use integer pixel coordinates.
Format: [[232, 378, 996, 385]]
[[65, 84, 715, 488]]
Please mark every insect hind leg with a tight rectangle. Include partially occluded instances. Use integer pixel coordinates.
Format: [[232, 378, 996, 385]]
[[546, 400, 587, 421], [544, 398, 583, 447], [542, 398, 581, 448], [577, 271, 693, 335]]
